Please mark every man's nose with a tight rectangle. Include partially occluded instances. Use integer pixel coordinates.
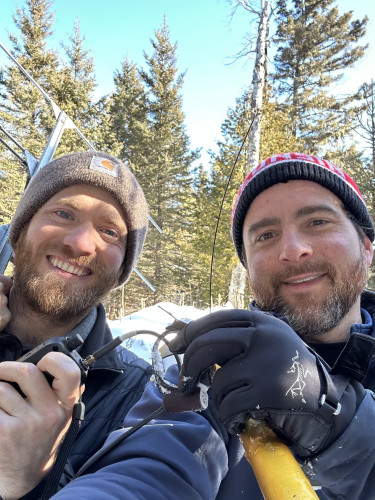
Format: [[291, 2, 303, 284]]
[[62, 223, 97, 255], [278, 230, 313, 263]]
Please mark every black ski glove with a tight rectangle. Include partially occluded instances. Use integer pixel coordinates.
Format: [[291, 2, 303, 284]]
[[168, 309, 365, 458]]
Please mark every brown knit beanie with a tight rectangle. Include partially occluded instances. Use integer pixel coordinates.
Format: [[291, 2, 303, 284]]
[[9, 151, 149, 286], [232, 152, 375, 266]]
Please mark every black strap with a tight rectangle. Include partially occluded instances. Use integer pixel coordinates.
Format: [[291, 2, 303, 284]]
[[41, 401, 85, 500], [315, 355, 350, 420]]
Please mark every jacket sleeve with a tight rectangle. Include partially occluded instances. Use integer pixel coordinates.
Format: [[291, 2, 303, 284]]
[[50, 364, 229, 500], [302, 390, 375, 499]]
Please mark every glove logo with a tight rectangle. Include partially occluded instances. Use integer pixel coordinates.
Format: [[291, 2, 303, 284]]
[[285, 351, 311, 404]]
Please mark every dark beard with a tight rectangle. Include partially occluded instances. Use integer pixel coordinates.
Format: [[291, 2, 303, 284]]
[[250, 250, 368, 340], [12, 230, 120, 326]]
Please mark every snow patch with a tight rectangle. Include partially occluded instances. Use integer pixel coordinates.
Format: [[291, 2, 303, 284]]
[[108, 301, 232, 363]]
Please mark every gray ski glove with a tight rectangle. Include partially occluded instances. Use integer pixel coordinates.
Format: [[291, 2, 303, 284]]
[[169, 309, 365, 458]]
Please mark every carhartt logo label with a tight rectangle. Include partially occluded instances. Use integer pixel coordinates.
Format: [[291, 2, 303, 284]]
[[89, 156, 119, 178]]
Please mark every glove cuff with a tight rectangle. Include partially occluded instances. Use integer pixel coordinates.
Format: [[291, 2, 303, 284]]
[[315, 357, 347, 420]]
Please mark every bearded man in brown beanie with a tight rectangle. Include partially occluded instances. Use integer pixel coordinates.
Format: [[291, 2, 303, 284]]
[[0, 151, 152, 499]]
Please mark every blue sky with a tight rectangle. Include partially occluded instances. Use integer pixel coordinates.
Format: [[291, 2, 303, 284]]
[[1, 0, 374, 166]]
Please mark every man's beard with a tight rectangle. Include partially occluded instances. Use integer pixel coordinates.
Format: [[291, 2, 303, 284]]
[[12, 231, 121, 326], [249, 247, 368, 340]]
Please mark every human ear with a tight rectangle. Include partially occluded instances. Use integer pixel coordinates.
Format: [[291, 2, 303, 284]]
[[364, 235, 374, 267]]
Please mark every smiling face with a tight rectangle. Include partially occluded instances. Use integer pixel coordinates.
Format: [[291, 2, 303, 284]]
[[12, 185, 127, 325], [242, 180, 374, 342]]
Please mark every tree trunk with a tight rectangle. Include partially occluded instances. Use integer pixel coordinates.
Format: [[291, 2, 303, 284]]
[[228, 262, 248, 309], [229, 0, 270, 305], [247, 0, 270, 167]]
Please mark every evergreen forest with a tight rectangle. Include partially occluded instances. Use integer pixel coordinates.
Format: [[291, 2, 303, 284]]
[[1, 0, 374, 317]]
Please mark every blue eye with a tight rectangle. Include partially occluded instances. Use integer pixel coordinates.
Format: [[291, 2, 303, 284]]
[[56, 210, 72, 219], [101, 228, 118, 238]]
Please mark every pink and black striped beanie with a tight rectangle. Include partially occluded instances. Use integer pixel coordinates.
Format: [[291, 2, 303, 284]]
[[231, 152, 374, 265]]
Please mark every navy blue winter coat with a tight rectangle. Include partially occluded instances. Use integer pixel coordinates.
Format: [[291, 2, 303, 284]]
[[66, 304, 152, 474], [20, 304, 152, 499]]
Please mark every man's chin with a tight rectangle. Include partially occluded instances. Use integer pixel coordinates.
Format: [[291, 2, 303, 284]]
[[257, 290, 329, 320], [280, 294, 317, 310], [17, 272, 115, 320]]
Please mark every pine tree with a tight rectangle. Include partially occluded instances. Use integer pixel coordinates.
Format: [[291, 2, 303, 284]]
[[53, 18, 99, 155], [188, 162, 219, 308], [0, 0, 59, 226], [0, 0, 60, 158], [104, 20, 199, 310], [135, 20, 199, 303], [109, 57, 149, 162], [273, 0, 368, 152], [0, 153, 27, 225], [105, 58, 152, 311], [356, 81, 375, 175], [92, 95, 123, 156], [0, 0, 102, 278]]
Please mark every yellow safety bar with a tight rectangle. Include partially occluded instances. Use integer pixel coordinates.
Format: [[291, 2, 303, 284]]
[[239, 419, 319, 499]]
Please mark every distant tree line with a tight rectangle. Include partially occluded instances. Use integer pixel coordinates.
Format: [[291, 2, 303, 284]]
[[0, 0, 374, 316]]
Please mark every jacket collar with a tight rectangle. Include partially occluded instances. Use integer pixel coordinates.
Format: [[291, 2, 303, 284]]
[[80, 304, 125, 374], [360, 289, 375, 324]]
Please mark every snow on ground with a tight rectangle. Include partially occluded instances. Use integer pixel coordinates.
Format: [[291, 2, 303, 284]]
[[108, 301, 232, 364]]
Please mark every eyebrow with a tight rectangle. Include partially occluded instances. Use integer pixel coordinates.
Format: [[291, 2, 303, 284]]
[[246, 204, 342, 236], [247, 217, 281, 236], [55, 198, 80, 209], [294, 204, 342, 219]]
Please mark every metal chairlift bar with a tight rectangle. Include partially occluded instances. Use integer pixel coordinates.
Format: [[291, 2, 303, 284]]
[[0, 137, 26, 166], [0, 123, 38, 173], [148, 214, 162, 233], [0, 225, 12, 274], [0, 123, 26, 152], [36, 111, 93, 173], [133, 268, 156, 292], [0, 41, 60, 118]]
